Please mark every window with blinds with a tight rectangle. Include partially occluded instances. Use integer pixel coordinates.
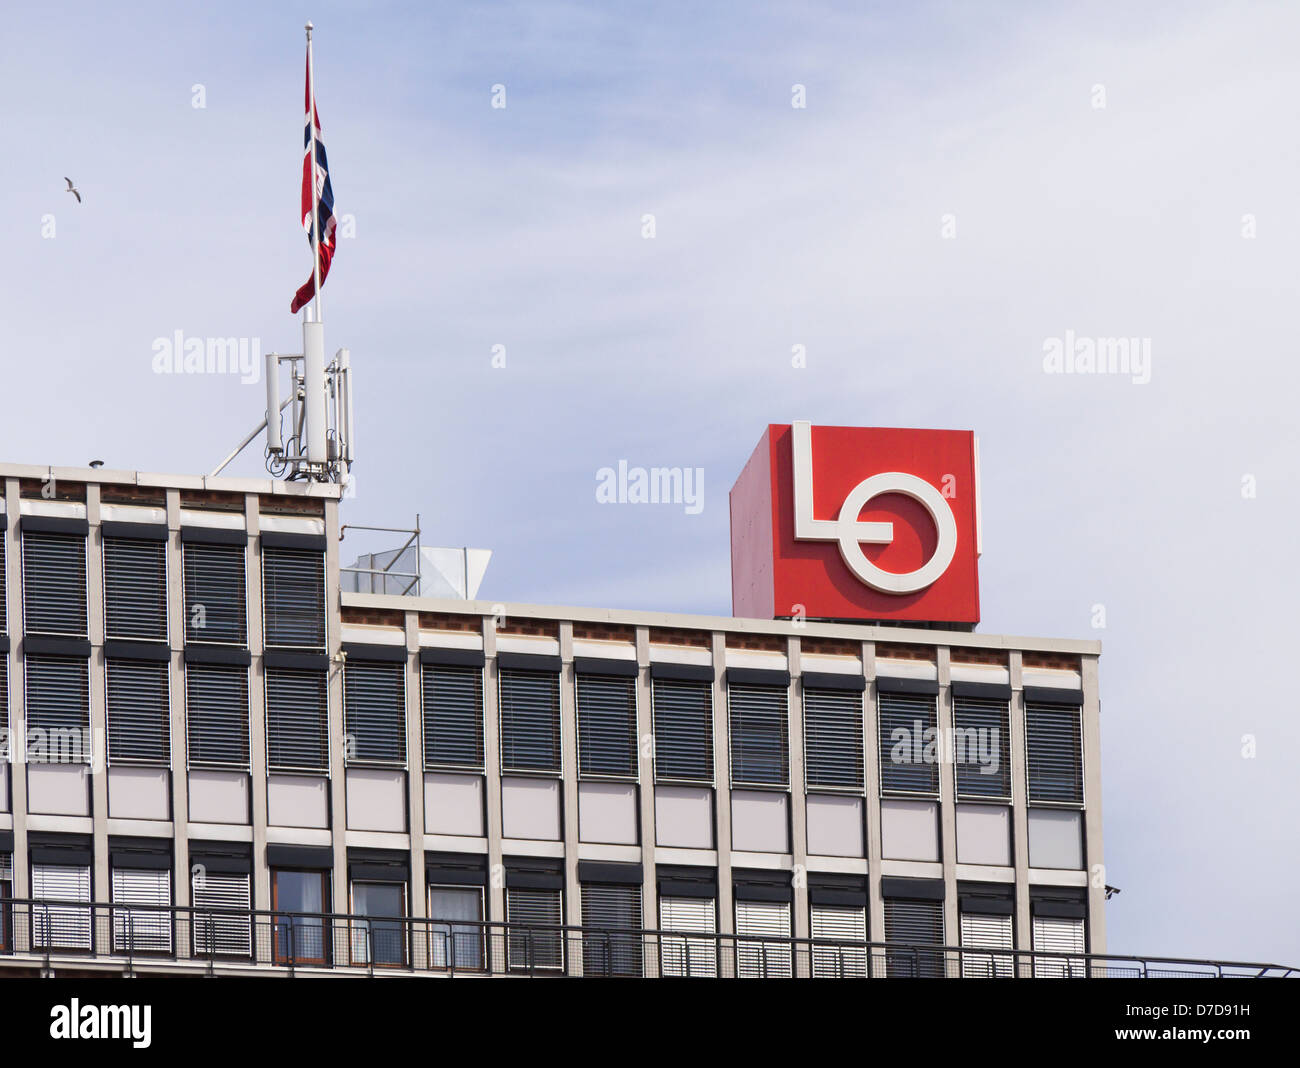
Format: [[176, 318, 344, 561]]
[[31, 863, 92, 950], [192, 871, 252, 957], [1026, 702, 1084, 803], [581, 884, 643, 976], [577, 674, 637, 778], [106, 659, 170, 765], [960, 912, 1015, 977], [112, 868, 173, 953], [0, 854, 8, 953], [735, 900, 792, 978], [25, 657, 90, 763], [658, 896, 717, 977], [103, 538, 166, 641], [954, 696, 1011, 799], [428, 886, 485, 971], [803, 688, 864, 789], [23, 531, 87, 637], [499, 670, 561, 774], [344, 661, 406, 765], [266, 668, 328, 772], [0, 657, 8, 759], [0, 528, 6, 634], [1032, 915, 1087, 977], [185, 663, 250, 767], [422, 665, 483, 769], [811, 904, 868, 977], [183, 543, 246, 645], [652, 678, 713, 782], [262, 547, 325, 649], [505, 886, 564, 971], [878, 692, 939, 796], [883, 898, 945, 977], [729, 685, 788, 786]]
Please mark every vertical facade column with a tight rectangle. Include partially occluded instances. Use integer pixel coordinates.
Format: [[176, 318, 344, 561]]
[[557, 621, 582, 974], [710, 632, 732, 943], [244, 495, 269, 911], [787, 636, 809, 953], [862, 640, 884, 958], [1081, 654, 1106, 962], [85, 485, 109, 949], [404, 610, 425, 921], [5, 479, 29, 909], [634, 626, 657, 976], [936, 646, 958, 963], [481, 616, 504, 930], [323, 496, 348, 957], [1008, 650, 1032, 976], [165, 489, 190, 960]]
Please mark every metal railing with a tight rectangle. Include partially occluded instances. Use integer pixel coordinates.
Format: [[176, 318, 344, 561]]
[[339, 519, 422, 596], [0, 898, 1293, 978]]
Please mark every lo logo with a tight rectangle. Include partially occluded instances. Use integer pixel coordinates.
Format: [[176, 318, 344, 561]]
[[791, 421, 957, 594]]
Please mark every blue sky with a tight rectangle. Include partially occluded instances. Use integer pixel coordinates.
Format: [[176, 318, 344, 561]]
[[2, 0, 1298, 964]]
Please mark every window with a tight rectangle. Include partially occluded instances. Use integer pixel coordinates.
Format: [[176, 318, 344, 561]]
[[505, 887, 564, 971], [103, 537, 166, 641], [106, 660, 170, 765], [1033, 914, 1086, 977], [422, 665, 483, 769], [26, 657, 90, 763], [31, 862, 92, 950], [428, 886, 484, 971], [498, 670, 561, 774], [658, 896, 716, 977], [351, 881, 406, 966], [883, 898, 944, 977], [1026, 702, 1084, 803], [811, 904, 868, 977], [580, 884, 642, 977], [22, 531, 87, 637], [266, 669, 328, 772], [728, 685, 788, 786], [577, 674, 637, 778], [960, 912, 1014, 977], [262, 547, 325, 648], [182, 543, 246, 645], [803, 688, 864, 789], [272, 869, 329, 964], [652, 678, 713, 781], [0, 657, 9, 762], [111, 867, 173, 953], [878, 692, 939, 796], [192, 870, 251, 957], [0, 526, 6, 634], [734, 900, 792, 977], [954, 696, 1011, 799], [0, 852, 12, 953], [185, 664, 249, 767], [344, 661, 406, 765]]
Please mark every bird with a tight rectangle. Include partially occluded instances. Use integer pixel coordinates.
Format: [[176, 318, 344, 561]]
[[64, 177, 81, 203]]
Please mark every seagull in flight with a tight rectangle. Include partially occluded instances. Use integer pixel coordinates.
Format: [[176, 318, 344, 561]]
[[64, 177, 81, 203]]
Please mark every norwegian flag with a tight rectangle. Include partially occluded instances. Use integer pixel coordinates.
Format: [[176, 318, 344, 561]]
[[290, 50, 337, 314]]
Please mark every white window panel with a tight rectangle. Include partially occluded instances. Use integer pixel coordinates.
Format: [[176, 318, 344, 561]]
[[811, 904, 867, 977], [112, 868, 173, 953], [960, 912, 1014, 977], [192, 871, 252, 957], [31, 863, 92, 950], [1032, 915, 1086, 977], [734, 899, 791, 978], [658, 896, 716, 978]]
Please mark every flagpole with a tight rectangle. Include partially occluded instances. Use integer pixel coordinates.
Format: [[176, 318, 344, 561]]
[[306, 20, 323, 325]]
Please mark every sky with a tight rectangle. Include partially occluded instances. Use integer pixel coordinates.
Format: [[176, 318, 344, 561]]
[[1, 0, 1297, 965]]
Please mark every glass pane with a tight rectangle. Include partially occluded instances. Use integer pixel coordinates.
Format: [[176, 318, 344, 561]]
[[352, 882, 406, 966], [428, 887, 484, 970]]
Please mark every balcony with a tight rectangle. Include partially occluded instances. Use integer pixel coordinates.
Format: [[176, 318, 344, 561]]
[[0, 897, 1292, 978]]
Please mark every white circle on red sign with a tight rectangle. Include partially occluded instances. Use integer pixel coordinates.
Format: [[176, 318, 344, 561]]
[[834, 472, 958, 594]]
